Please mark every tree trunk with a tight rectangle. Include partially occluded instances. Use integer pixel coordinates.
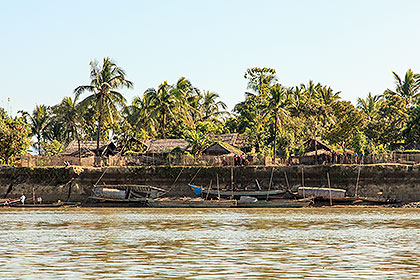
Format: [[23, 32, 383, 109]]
[[96, 107, 102, 155], [77, 135, 81, 164], [273, 113, 277, 162]]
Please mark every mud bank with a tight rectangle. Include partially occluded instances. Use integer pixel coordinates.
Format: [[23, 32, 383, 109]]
[[0, 164, 420, 203]]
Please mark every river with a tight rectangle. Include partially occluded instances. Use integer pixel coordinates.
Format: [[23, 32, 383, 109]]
[[1, 208, 419, 279]]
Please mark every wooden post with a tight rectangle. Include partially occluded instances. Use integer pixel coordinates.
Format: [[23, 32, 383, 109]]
[[284, 171, 290, 189], [355, 164, 361, 198], [327, 172, 332, 206], [266, 167, 274, 201], [231, 166, 234, 190], [32, 187, 35, 205], [216, 174, 220, 200], [206, 180, 212, 200], [301, 166, 305, 198]]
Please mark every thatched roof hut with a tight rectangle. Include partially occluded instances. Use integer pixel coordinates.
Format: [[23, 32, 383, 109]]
[[203, 142, 244, 156], [144, 139, 190, 154], [60, 140, 117, 157], [303, 138, 332, 153], [208, 133, 249, 149]]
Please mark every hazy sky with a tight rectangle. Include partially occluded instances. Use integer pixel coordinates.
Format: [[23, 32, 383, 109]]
[[1, 0, 420, 115]]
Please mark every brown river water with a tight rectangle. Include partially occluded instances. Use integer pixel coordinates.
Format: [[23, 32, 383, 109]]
[[1, 208, 420, 279]]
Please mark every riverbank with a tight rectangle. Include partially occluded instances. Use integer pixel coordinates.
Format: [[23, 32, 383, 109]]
[[1, 164, 420, 204]]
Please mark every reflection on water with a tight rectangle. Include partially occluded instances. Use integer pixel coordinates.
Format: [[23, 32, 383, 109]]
[[0, 208, 420, 279]]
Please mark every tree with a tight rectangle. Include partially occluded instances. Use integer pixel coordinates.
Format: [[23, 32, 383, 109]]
[[325, 101, 365, 151], [55, 96, 84, 160], [144, 81, 184, 139], [0, 108, 31, 164], [20, 105, 50, 155], [199, 90, 228, 122], [384, 69, 420, 106], [74, 57, 133, 152], [357, 92, 382, 121], [268, 83, 289, 160]]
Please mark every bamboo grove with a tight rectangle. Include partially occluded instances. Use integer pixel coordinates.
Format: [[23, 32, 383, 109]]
[[1, 57, 420, 164]]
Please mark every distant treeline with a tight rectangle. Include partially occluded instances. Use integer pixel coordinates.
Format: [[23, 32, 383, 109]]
[[1, 57, 419, 164]]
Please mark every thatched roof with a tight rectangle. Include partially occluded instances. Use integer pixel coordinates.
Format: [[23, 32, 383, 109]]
[[203, 142, 244, 156], [145, 139, 190, 153], [304, 138, 332, 153], [60, 140, 116, 157], [208, 133, 249, 148]]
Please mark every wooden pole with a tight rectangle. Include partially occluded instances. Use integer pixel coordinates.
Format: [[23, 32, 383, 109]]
[[231, 166, 234, 190], [216, 174, 220, 200], [355, 164, 361, 198], [266, 167, 274, 201], [301, 166, 305, 198], [189, 167, 202, 184], [205, 180, 212, 200], [284, 171, 290, 189], [32, 187, 35, 205], [327, 172, 332, 206]]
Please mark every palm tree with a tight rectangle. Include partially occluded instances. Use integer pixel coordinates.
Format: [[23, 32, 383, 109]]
[[384, 69, 420, 106], [56, 96, 84, 160], [74, 57, 133, 152], [268, 84, 289, 161], [199, 90, 228, 121], [20, 105, 50, 155], [357, 92, 382, 121], [144, 81, 183, 139]]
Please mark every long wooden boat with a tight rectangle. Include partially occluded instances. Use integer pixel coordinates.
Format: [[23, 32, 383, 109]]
[[298, 187, 346, 199], [189, 184, 285, 199], [147, 198, 237, 208], [91, 185, 167, 202], [236, 198, 312, 208], [9, 202, 81, 208]]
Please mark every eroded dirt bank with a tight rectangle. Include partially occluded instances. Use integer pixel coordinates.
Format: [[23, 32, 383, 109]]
[[0, 164, 419, 203]]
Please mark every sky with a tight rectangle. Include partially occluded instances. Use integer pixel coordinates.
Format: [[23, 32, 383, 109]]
[[1, 0, 420, 115]]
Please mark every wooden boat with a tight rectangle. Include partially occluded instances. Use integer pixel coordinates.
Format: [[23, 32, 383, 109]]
[[9, 202, 81, 208], [147, 198, 237, 208], [90, 185, 167, 202], [189, 184, 285, 199], [298, 187, 346, 199], [236, 198, 312, 208]]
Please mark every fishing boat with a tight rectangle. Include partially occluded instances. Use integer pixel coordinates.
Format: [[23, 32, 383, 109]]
[[146, 197, 237, 208], [90, 185, 167, 203], [236, 196, 312, 208], [189, 184, 285, 199]]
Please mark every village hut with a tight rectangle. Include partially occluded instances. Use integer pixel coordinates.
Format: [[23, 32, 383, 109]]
[[60, 140, 118, 157], [144, 139, 191, 154], [203, 142, 243, 156], [298, 138, 333, 165], [202, 142, 245, 166], [208, 133, 249, 150]]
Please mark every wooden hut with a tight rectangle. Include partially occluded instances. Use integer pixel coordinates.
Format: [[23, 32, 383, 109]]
[[203, 142, 243, 156], [144, 139, 190, 154], [208, 133, 249, 150], [60, 140, 117, 157]]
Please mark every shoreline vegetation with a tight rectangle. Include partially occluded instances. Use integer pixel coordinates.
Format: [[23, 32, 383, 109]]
[[1, 59, 420, 208], [1, 60, 420, 167]]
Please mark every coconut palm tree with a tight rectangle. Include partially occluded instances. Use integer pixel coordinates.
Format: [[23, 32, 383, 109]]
[[20, 105, 50, 155], [199, 90, 228, 122], [56, 96, 84, 160], [357, 92, 382, 121], [74, 57, 133, 152], [384, 69, 420, 106], [268, 84, 289, 160], [144, 81, 184, 139]]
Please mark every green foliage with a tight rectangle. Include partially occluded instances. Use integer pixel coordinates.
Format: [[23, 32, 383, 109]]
[[0, 108, 31, 164], [325, 101, 365, 147]]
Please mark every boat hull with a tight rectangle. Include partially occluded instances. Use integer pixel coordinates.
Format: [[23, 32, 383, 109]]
[[147, 199, 237, 208], [236, 198, 312, 208]]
